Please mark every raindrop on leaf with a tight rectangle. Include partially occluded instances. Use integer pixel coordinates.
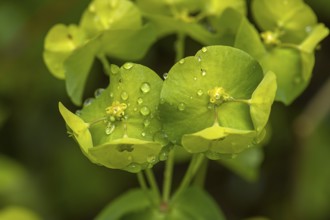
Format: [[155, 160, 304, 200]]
[[140, 106, 150, 116], [140, 82, 151, 94]]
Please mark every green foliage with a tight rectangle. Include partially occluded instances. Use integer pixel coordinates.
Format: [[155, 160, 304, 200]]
[[96, 187, 225, 220], [41, 0, 329, 219]]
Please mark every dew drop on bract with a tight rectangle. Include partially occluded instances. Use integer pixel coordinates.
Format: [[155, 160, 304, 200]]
[[201, 69, 206, 76], [140, 106, 150, 116], [179, 59, 185, 64], [193, 77, 197, 81], [159, 152, 168, 161], [121, 91, 129, 100], [127, 155, 133, 161], [178, 103, 186, 111], [147, 155, 156, 163], [140, 82, 150, 94], [144, 119, 150, 127], [109, 92, 114, 98], [94, 88, 105, 97], [163, 72, 168, 80], [202, 47, 208, 53], [75, 110, 82, 116], [123, 62, 134, 70], [197, 89, 203, 96], [141, 132, 146, 137], [83, 98, 94, 107], [105, 124, 115, 135], [198, 56, 202, 62], [137, 97, 143, 105], [126, 163, 141, 173], [111, 65, 120, 74]]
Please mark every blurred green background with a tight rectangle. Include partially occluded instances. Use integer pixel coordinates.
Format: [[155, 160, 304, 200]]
[[0, 0, 329, 219]]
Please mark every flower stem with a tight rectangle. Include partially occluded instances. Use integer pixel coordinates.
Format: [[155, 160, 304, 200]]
[[145, 168, 161, 203], [175, 32, 186, 62], [171, 153, 205, 201], [137, 172, 156, 206], [162, 150, 175, 203], [193, 158, 208, 188], [98, 53, 111, 75]]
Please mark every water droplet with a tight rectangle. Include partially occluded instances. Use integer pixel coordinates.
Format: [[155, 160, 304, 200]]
[[105, 124, 115, 135], [198, 56, 202, 62], [110, 65, 120, 74], [94, 88, 105, 97], [189, 96, 193, 100], [144, 119, 150, 127], [179, 59, 185, 64], [137, 97, 143, 105], [231, 154, 238, 159], [193, 77, 197, 81], [109, 92, 114, 98], [140, 106, 150, 116], [197, 89, 203, 96], [133, 107, 137, 112], [208, 104, 214, 109], [75, 110, 82, 116], [140, 82, 150, 94], [201, 69, 206, 76], [128, 155, 133, 161], [141, 132, 146, 137], [83, 98, 94, 107], [126, 163, 141, 173], [147, 155, 156, 163], [123, 62, 133, 70], [159, 152, 168, 161], [121, 91, 129, 100], [178, 103, 186, 111], [202, 47, 208, 53], [163, 72, 168, 79]]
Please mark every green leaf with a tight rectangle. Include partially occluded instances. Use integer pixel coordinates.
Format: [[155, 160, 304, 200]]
[[170, 187, 226, 220], [0, 206, 41, 220], [43, 24, 87, 79], [252, 0, 317, 43], [259, 47, 309, 105], [80, 0, 142, 38], [61, 63, 165, 171], [118, 187, 226, 220], [160, 46, 275, 158], [95, 189, 151, 220], [58, 103, 97, 163], [203, 0, 246, 17], [217, 146, 264, 182], [250, 71, 277, 133], [99, 24, 157, 60], [143, 14, 220, 45], [299, 23, 329, 53], [64, 39, 99, 105]]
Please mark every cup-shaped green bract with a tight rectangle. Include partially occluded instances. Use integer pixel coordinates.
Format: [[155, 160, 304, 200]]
[[59, 63, 165, 172], [43, 24, 87, 79], [160, 46, 276, 159], [80, 0, 142, 38], [252, 0, 317, 44], [203, 0, 246, 17]]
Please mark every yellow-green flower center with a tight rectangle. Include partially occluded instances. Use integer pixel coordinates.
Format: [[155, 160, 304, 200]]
[[208, 87, 232, 105], [105, 101, 127, 120], [261, 31, 281, 45]]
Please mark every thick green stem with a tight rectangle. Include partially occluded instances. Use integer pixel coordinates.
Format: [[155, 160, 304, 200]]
[[137, 172, 156, 206], [175, 32, 186, 62], [193, 158, 209, 188], [172, 153, 205, 201], [162, 150, 175, 203], [145, 169, 161, 203]]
